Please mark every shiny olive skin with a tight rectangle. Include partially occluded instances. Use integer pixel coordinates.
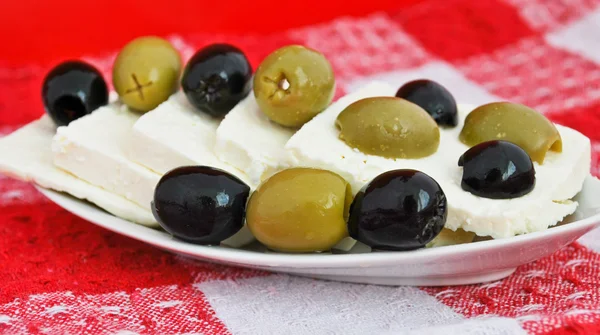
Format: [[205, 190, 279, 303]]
[[246, 168, 352, 253], [182, 44, 252, 117], [459, 140, 535, 199], [152, 166, 250, 245], [459, 102, 562, 164], [42, 60, 108, 126], [348, 169, 447, 251], [253, 45, 335, 128], [113, 36, 181, 113], [395, 79, 458, 127], [336, 97, 440, 159]]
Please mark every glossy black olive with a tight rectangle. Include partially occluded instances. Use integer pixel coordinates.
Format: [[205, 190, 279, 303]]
[[181, 44, 252, 117], [459, 140, 535, 199], [152, 166, 251, 245], [395, 79, 458, 127], [348, 169, 447, 251], [42, 60, 108, 126]]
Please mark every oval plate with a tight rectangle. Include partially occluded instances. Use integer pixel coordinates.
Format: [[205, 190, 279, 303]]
[[37, 175, 600, 286]]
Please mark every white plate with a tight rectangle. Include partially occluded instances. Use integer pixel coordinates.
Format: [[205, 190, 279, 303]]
[[37, 175, 600, 286]]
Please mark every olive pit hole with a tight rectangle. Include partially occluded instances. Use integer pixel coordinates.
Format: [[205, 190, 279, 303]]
[[279, 77, 290, 91]]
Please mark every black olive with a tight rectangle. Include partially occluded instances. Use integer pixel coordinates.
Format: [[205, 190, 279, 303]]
[[459, 140, 535, 199], [348, 169, 447, 251], [152, 166, 250, 245], [181, 44, 252, 117], [395, 79, 458, 127], [42, 60, 108, 126]]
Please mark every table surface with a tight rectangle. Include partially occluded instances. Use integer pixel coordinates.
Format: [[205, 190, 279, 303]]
[[2, 0, 600, 334]]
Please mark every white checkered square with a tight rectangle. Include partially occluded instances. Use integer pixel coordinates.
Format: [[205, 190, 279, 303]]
[[503, 0, 599, 32], [346, 61, 503, 106], [288, 13, 432, 87], [456, 37, 600, 113], [198, 275, 463, 335], [546, 8, 600, 65]]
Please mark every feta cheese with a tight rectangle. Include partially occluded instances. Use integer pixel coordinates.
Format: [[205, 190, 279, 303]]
[[0, 116, 157, 226], [128, 93, 256, 246], [129, 92, 252, 186], [286, 81, 398, 185], [286, 82, 591, 238], [215, 94, 296, 186], [52, 103, 161, 211]]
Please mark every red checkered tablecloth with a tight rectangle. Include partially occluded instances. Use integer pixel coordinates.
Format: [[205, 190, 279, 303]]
[[2, 0, 600, 334]]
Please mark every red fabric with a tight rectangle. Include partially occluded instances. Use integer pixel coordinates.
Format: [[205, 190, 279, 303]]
[[396, 0, 537, 60], [0, 0, 420, 66], [424, 244, 600, 334], [2, 0, 600, 334]]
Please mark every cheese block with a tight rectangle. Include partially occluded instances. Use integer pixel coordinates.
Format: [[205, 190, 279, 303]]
[[52, 99, 255, 247], [129, 92, 252, 186], [0, 116, 157, 226], [286, 82, 591, 238], [52, 103, 161, 211], [215, 94, 296, 186]]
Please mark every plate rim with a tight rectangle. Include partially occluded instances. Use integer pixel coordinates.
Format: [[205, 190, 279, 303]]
[[36, 175, 600, 269]]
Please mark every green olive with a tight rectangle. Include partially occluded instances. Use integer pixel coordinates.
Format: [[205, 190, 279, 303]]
[[459, 102, 562, 164], [253, 45, 335, 128], [336, 97, 440, 159], [113, 36, 182, 113], [246, 168, 351, 253]]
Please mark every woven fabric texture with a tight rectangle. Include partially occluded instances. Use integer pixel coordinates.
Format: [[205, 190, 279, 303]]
[[2, 0, 600, 334]]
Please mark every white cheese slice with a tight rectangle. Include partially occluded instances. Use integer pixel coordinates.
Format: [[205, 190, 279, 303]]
[[129, 92, 252, 186], [52, 103, 160, 211], [128, 93, 256, 247], [286, 82, 591, 238], [286, 81, 399, 184], [0, 116, 157, 226], [215, 94, 296, 186]]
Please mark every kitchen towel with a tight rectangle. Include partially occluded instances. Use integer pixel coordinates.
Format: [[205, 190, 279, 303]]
[[2, 0, 600, 333]]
